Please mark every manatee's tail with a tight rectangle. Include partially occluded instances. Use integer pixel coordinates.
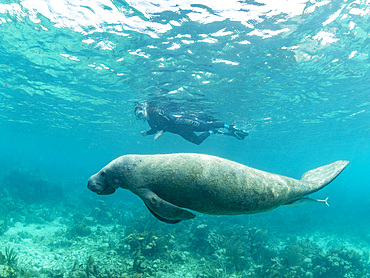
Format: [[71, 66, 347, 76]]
[[300, 160, 349, 193]]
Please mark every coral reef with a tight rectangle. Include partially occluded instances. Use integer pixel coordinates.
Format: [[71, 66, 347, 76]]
[[0, 265, 16, 278], [2, 168, 65, 204], [251, 238, 370, 278], [124, 231, 169, 257], [70, 221, 92, 237], [0, 248, 17, 278], [313, 247, 369, 278], [3, 247, 17, 268], [0, 220, 8, 237]]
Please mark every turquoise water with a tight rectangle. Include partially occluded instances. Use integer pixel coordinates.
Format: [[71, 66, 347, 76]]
[[0, 0, 369, 277]]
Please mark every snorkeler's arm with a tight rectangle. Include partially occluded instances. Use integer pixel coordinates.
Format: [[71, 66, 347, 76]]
[[142, 128, 157, 136]]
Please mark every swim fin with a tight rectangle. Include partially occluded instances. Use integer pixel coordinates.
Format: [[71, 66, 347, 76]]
[[228, 126, 249, 140], [232, 130, 248, 140]]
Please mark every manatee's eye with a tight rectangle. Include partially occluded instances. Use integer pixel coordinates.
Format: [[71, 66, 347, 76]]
[[100, 171, 106, 178]]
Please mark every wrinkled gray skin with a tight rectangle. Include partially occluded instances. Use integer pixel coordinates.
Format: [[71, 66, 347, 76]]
[[87, 153, 348, 224]]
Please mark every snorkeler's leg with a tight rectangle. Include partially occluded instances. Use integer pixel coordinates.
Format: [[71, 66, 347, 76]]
[[190, 120, 248, 140], [194, 121, 224, 132], [208, 121, 225, 129], [179, 131, 210, 145]]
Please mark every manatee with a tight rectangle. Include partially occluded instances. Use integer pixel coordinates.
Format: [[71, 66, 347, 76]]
[[87, 153, 348, 224]]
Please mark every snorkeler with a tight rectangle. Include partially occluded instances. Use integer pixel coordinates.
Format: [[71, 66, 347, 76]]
[[134, 102, 248, 145]]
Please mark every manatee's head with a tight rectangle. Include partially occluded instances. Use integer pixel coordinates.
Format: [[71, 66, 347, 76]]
[[88, 155, 139, 195], [87, 170, 116, 195], [87, 158, 129, 195]]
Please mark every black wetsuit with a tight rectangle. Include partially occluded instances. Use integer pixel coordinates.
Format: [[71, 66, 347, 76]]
[[145, 107, 224, 145]]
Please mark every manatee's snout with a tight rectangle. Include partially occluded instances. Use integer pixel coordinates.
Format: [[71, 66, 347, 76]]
[[87, 174, 103, 193], [87, 174, 116, 195]]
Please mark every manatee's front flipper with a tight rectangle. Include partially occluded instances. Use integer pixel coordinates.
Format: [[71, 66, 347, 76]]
[[144, 204, 182, 224], [136, 188, 195, 224]]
